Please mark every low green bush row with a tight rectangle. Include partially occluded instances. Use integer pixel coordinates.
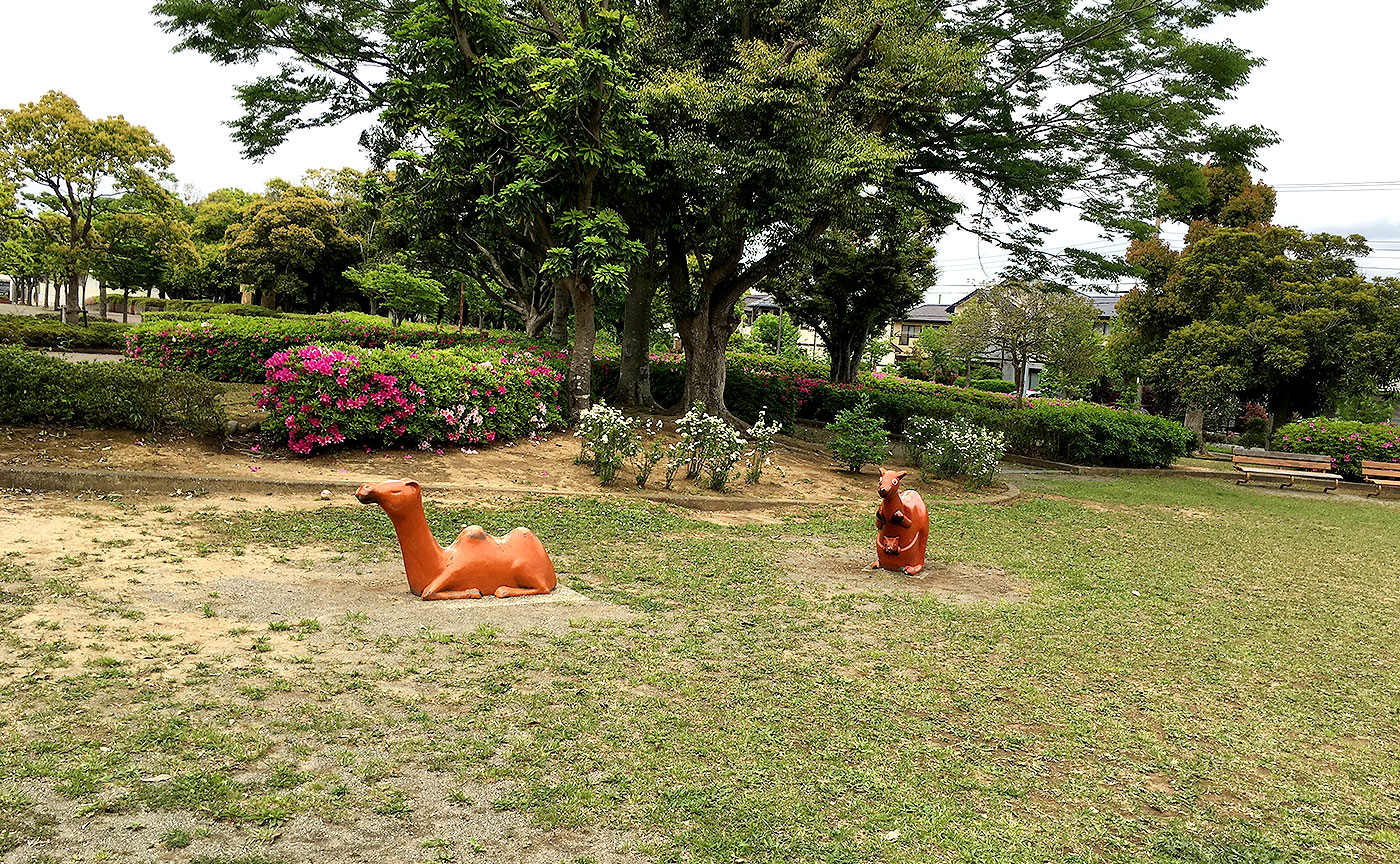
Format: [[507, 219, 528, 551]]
[[621, 353, 1190, 468], [88, 296, 285, 315], [1272, 418, 1400, 480], [0, 318, 131, 350], [258, 342, 567, 454], [127, 314, 566, 382], [0, 347, 225, 436]]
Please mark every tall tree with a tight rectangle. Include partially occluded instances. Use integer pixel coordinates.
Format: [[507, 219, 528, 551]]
[[223, 187, 359, 311], [951, 282, 1100, 405], [1116, 223, 1400, 432], [773, 212, 935, 383], [92, 207, 199, 322], [157, 0, 652, 417], [0, 91, 174, 323], [635, 0, 1270, 417]]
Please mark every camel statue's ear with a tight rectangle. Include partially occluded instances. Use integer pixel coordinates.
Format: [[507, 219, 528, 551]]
[[403, 479, 421, 489]]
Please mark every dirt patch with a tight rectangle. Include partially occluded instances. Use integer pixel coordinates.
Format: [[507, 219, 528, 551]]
[[778, 543, 1028, 604], [0, 490, 630, 685], [0, 418, 992, 507]]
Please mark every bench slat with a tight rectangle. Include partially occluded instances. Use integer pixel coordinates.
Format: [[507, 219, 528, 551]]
[[1233, 456, 1336, 472], [1237, 467, 1343, 481], [1234, 448, 1333, 465]]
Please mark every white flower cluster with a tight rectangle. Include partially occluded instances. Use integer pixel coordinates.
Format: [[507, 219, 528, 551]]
[[671, 403, 747, 491], [574, 400, 636, 485], [744, 409, 783, 484], [905, 416, 1005, 487]]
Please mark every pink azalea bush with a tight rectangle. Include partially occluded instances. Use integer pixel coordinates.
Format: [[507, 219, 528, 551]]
[[257, 343, 565, 454], [1273, 418, 1400, 479]]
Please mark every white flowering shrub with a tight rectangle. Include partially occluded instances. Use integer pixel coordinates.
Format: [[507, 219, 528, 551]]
[[905, 416, 1005, 487], [674, 403, 747, 491], [744, 409, 783, 484], [632, 418, 668, 488], [574, 400, 636, 485]]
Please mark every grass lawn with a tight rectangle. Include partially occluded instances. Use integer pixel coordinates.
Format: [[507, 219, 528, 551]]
[[2, 475, 1398, 862]]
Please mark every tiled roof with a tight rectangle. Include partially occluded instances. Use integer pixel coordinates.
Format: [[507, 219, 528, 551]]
[[900, 303, 953, 323]]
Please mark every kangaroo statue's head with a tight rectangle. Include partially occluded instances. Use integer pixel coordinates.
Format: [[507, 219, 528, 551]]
[[876, 468, 908, 500]]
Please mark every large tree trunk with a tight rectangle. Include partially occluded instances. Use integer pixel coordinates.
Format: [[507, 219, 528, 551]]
[[615, 265, 660, 407], [1013, 357, 1027, 407], [549, 281, 572, 343], [676, 302, 738, 420], [98, 280, 108, 319], [828, 332, 868, 384], [122, 287, 131, 324], [564, 279, 596, 419], [1184, 406, 1206, 454]]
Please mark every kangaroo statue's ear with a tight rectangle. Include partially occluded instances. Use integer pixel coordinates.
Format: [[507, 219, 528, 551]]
[[403, 479, 421, 489], [895, 471, 908, 481]]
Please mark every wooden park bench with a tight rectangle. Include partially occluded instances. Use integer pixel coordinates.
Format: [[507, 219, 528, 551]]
[[1361, 459, 1400, 498], [1232, 448, 1341, 491]]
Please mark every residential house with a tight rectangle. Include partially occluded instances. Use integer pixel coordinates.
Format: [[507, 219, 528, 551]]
[[883, 290, 1123, 393], [738, 292, 825, 359]]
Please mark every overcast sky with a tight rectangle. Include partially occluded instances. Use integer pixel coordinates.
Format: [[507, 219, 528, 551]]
[[2, 0, 1396, 298]]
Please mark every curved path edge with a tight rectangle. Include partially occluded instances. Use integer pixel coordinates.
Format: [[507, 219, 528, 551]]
[[0, 466, 1021, 512]]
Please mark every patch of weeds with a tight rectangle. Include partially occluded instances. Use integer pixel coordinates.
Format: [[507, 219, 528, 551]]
[[1151, 826, 1292, 863], [0, 786, 56, 853], [268, 620, 292, 632], [373, 787, 413, 817], [160, 827, 193, 849]]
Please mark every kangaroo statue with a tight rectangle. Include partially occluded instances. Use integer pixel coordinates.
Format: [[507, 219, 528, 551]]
[[871, 468, 928, 576], [354, 479, 557, 600]]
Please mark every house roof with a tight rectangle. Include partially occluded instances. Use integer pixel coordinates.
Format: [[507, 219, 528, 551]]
[[900, 303, 954, 324], [903, 290, 1124, 322], [743, 293, 780, 310], [1082, 294, 1123, 317]]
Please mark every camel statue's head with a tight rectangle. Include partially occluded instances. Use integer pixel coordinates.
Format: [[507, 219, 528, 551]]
[[354, 479, 422, 513], [876, 468, 908, 499]]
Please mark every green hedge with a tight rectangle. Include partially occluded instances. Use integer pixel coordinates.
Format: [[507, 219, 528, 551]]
[[599, 353, 1189, 468], [0, 318, 131, 350], [127, 314, 567, 382], [259, 342, 566, 453], [1273, 418, 1400, 480], [971, 378, 1017, 393], [1003, 402, 1194, 468], [0, 347, 225, 435]]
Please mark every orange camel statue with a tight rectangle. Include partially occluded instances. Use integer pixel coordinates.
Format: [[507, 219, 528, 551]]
[[354, 479, 557, 599], [871, 468, 928, 575]]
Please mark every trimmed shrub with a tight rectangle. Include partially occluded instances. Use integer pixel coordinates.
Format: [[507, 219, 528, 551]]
[[257, 343, 565, 454], [0, 318, 130, 350], [1273, 418, 1400, 480], [0, 347, 225, 435], [826, 398, 890, 473], [127, 314, 566, 383], [1003, 402, 1194, 468], [970, 378, 1016, 393]]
